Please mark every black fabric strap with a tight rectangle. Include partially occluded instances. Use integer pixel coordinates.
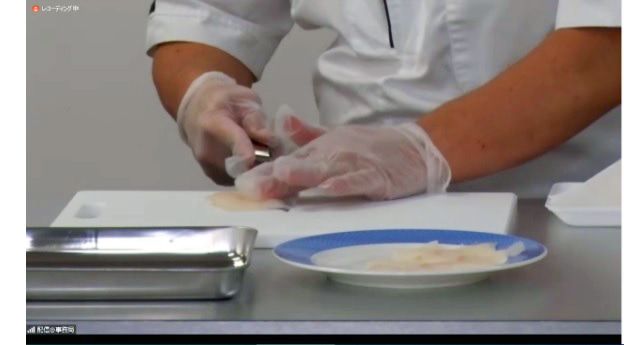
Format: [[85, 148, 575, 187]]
[[149, 0, 155, 14]]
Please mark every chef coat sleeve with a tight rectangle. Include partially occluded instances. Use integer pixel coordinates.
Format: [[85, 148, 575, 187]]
[[146, 0, 294, 79], [556, 0, 621, 29]]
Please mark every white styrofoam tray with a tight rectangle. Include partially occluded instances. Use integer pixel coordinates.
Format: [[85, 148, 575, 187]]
[[52, 191, 518, 248], [545, 183, 620, 227]]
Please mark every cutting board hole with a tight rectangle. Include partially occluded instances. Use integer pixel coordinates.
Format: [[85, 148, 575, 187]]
[[74, 202, 105, 219]]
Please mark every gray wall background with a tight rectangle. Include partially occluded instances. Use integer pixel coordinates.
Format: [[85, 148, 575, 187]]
[[27, 0, 336, 225]]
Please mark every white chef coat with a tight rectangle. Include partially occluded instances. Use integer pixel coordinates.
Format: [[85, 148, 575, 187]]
[[146, 0, 621, 197]]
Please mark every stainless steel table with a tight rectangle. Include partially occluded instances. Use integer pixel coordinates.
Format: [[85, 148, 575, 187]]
[[26, 200, 621, 334]]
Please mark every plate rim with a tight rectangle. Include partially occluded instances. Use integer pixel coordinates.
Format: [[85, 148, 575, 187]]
[[272, 229, 548, 277]]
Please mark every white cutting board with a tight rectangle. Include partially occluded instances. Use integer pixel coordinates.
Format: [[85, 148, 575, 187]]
[[52, 191, 517, 248]]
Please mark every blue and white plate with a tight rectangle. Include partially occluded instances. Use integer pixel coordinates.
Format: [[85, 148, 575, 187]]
[[274, 229, 547, 289]]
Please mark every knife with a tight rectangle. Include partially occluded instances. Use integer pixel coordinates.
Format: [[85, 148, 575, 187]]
[[252, 141, 272, 166]]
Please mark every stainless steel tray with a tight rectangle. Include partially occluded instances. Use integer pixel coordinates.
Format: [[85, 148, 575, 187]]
[[27, 226, 257, 300]]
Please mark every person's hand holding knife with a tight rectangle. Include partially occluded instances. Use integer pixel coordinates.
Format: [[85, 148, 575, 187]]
[[176, 71, 278, 183]]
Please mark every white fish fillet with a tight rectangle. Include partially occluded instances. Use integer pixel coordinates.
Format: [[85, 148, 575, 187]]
[[366, 241, 524, 272], [209, 191, 287, 211]]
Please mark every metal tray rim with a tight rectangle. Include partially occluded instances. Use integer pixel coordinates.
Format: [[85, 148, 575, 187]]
[[27, 264, 250, 273]]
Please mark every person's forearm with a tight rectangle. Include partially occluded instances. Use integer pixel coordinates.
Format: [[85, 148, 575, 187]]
[[419, 28, 621, 183], [151, 42, 255, 118]]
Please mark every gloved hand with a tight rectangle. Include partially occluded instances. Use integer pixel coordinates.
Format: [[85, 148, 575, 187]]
[[271, 104, 326, 155], [176, 71, 276, 184], [235, 116, 452, 200]]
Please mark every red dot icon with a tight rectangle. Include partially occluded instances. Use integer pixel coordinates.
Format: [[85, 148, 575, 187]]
[[32, 5, 40, 13]]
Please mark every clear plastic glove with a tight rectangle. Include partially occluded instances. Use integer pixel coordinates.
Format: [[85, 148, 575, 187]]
[[271, 104, 326, 156], [176, 71, 276, 184], [235, 117, 452, 201]]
